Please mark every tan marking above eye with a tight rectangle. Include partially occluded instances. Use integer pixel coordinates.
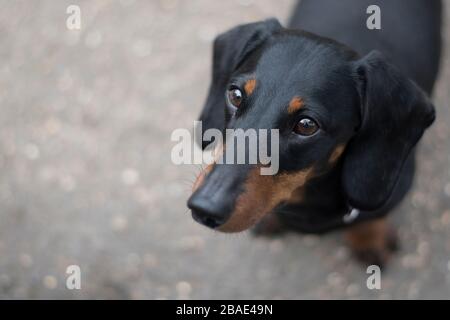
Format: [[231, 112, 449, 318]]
[[328, 144, 346, 165], [244, 78, 256, 96], [288, 96, 305, 114]]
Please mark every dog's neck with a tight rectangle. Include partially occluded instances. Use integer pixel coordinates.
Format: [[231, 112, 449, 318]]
[[290, 163, 346, 209]]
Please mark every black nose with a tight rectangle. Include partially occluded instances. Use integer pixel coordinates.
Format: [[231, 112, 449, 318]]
[[187, 197, 228, 229]]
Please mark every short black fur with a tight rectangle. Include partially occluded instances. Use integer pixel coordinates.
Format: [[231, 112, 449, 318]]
[[189, 0, 441, 233]]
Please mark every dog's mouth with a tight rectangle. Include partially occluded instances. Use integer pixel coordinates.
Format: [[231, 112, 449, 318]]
[[188, 164, 315, 233], [191, 209, 224, 229]]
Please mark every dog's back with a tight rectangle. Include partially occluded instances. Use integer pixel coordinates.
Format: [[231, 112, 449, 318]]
[[289, 0, 442, 93]]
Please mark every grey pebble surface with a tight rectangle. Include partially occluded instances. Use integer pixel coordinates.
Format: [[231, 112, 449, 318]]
[[0, 0, 449, 299]]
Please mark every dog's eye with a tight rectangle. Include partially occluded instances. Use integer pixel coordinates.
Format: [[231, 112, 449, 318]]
[[294, 118, 319, 136], [227, 88, 243, 108]]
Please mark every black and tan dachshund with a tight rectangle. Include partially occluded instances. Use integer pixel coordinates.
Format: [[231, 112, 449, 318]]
[[188, 0, 442, 266]]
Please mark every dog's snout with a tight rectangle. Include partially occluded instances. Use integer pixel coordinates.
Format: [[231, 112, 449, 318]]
[[188, 197, 228, 229], [188, 164, 249, 229], [191, 208, 226, 229]]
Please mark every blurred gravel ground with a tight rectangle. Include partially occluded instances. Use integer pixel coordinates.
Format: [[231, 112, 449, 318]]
[[0, 0, 449, 299]]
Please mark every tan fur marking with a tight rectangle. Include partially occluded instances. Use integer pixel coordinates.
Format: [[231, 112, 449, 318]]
[[244, 78, 256, 96], [344, 218, 390, 255], [191, 164, 214, 193], [218, 166, 315, 232], [328, 144, 346, 165], [287, 187, 306, 204], [287, 96, 304, 114], [191, 141, 225, 193]]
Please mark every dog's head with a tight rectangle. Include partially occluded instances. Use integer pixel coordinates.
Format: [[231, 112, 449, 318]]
[[187, 19, 435, 232]]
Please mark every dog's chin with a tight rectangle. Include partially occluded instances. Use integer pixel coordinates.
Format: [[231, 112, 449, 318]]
[[216, 215, 261, 233], [216, 201, 277, 233]]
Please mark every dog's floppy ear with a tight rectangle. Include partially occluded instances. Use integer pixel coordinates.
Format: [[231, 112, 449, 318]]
[[342, 51, 435, 211], [198, 18, 282, 149]]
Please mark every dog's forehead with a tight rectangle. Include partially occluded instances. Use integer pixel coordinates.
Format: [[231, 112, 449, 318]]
[[229, 36, 361, 132], [254, 36, 349, 90], [238, 36, 355, 115]]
